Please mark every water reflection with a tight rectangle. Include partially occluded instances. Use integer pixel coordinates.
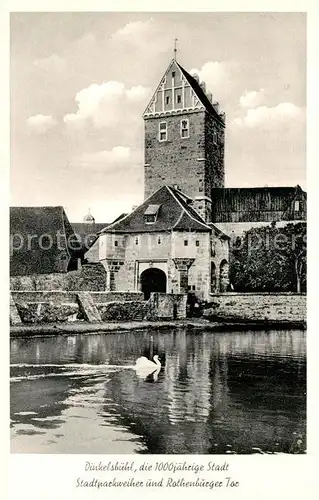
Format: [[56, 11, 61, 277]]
[[10, 328, 306, 454]]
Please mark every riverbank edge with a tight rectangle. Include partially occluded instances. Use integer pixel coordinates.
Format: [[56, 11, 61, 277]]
[[10, 318, 307, 337]]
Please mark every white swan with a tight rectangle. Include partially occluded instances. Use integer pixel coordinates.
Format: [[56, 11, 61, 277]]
[[135, 355, 161, 369], [134, 355, 162, 380]]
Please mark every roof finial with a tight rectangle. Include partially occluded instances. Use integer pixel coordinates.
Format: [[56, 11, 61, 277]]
[[174, 38, 178, 60]]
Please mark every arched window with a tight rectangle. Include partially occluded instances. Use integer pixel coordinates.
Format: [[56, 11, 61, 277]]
[[210, 262, 217, 293], [219, 259, 229, 292]]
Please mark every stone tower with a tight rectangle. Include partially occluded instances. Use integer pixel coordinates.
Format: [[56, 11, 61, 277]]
[[143, 58, 225, 222]]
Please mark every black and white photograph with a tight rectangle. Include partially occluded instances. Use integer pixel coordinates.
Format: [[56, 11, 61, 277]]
[[9, 11, 307, 457]]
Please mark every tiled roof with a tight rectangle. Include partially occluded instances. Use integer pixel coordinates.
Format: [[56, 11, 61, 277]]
[[71, 222, 110, 251], [177, 62, 225, 126], [10, 206, 82, 276], [100, 185, 213, 234]]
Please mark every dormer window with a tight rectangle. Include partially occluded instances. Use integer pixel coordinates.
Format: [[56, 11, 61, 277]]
[[177, 94, 181, 104], [144, 204, 161, 224], [181, 119, 189, 138], [145, 214, 156, 223], [159, 122, 167, 142], [172, 71, 176, 78], [294, 200, 300, 212], [166, 96, 170, 105]]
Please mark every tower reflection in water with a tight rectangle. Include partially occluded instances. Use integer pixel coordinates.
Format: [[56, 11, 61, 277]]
[[103, 329, 306, 454]]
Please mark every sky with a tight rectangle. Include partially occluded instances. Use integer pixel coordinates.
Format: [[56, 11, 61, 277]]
[[10, 12, 306, 223]]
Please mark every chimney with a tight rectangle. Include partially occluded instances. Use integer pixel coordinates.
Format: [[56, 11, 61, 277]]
[[199, 81, 206, 93], [206, 91, 213, 103], [192, 73, 200, 83]]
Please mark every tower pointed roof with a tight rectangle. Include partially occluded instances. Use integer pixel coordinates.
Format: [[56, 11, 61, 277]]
[[175, 62, 225, 125], [143, 58, 224, 126]]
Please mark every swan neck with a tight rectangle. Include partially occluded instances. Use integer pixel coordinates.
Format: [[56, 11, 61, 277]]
[[153, 356, 161, 366]]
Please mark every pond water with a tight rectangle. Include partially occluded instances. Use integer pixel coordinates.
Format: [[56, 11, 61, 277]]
[[10, 328, 306, 454]]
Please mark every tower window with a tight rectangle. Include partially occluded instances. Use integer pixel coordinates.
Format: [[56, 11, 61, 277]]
[[184, 240, 188, 246], [196, 240, 200, 247], [135, 237, 139, 245], [159, 122, 167, 142], [177, 94, 181, 104], [158, 237, 161, 244], [181, 119, 189, 138], [294, 200, 300, 212], [166, 96, 170, 105], [114, 240, 118, 247]]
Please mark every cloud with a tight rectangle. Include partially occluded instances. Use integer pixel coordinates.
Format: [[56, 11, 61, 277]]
[[109, 18, 171, 58], [33, 54, 67, 72], [63, 81, 150, 129], [126, 85, 149, 101], [69, 146, 142, 171], [239, 89, 265, 108], [26, 114, 57, 133], [111, 18, 154, 40], [189, 61, 240, 111], [190, 62, 228, 89], [233, 102, 305, 127]]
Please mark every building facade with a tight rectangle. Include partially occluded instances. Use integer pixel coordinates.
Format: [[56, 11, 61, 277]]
[[98, 55, 306, 298], [99, 186, 229, 299]]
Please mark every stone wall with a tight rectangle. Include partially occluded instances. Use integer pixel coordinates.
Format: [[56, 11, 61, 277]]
[[187, 233, 210, 299], [214, 220, 304, 238], [90, 291, 144, 303], [147, 293, 187, 321], [205, 293, 306, 323], [10, 290, 186, 325], [144, 110, 224, 202], [10, 263, 107, 291], [144, 112, 205, 200], [205, 112, 225, 189], [97, 301, 148, 321], [12, 291, 80, 323]]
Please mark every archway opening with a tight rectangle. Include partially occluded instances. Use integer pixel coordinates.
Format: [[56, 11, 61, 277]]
[[210, 262, 217, 293], [140, 267, 167, 300]]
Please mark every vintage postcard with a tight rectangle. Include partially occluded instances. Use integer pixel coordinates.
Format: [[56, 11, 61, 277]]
[[4, 2, 318, 499]]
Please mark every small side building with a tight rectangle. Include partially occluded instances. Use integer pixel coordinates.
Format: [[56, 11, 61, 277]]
[[10, 206, 82, 276], [99, 185, 229, 300], [71, 211, 109, 264], [211, 185, 307, 236]]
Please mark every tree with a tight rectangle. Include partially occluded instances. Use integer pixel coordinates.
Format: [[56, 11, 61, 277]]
[[230, 223, 306, 293]]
